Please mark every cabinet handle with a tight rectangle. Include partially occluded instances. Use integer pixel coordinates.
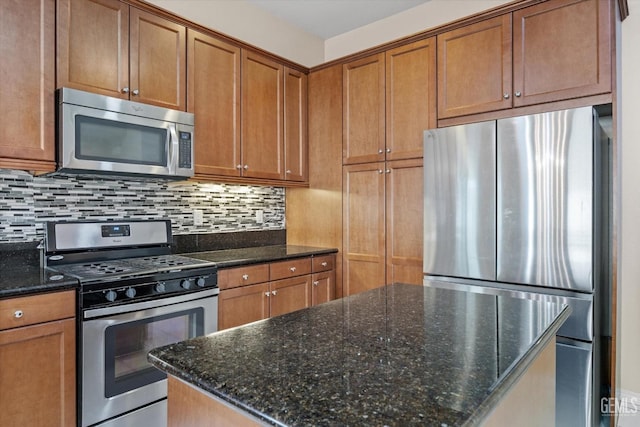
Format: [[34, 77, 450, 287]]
[[14, 310, 23, 319], [321, 262, 328, 267], [378, 149, 384, 154], [271, 290, 278, 296], [244, 165, 249, 170], [286, 169, 292, 174], [265, 292, 271, 297], [121, 87, 130, 94], [313, 281, 319, 286], [236, 164, 242, 170], [386, 169, 391, 174], [378, 170, 384, 174], [386, 148, 391, 153], [290, 267, 296, 272], [242, 274, 249, 280], [515, 91, 522, 97], [503, 93, 510, 99], [132, 89, 140, 96]]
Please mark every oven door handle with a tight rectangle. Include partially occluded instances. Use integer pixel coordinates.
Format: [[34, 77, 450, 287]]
[[84, 287, 219, 319]]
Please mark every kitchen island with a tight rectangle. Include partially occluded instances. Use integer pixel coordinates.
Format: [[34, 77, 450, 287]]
[[148, 284, 570, 426]]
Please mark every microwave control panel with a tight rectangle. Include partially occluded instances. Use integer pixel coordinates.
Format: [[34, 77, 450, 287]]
[[178, 131, 192, 168]]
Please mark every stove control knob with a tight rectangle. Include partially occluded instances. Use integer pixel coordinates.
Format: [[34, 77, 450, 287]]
[[105, 290, 117, 302], [125, 287, 136, 298], [181, 279, 191, 290], [196, 277, 206, 287], [155, 282, 166, 293]]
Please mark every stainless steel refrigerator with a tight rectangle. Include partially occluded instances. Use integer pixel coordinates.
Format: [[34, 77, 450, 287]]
[[423, 106, 611, 426]]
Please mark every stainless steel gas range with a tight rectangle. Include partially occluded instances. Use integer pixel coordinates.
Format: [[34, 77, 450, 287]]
[[44, 219, 218, 427]]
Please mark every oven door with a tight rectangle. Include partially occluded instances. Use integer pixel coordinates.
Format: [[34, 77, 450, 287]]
[[81, 289, 218, 427]]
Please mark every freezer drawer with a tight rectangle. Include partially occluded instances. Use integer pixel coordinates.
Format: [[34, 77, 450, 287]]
[[557, 340, 593, 427]]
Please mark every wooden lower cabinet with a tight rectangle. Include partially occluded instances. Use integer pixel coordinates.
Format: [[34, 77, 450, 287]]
[[0, 290, 76, 427], [218, 283, 270, 330], [311, 270, 335, 306], [269, 275, 311, 317]]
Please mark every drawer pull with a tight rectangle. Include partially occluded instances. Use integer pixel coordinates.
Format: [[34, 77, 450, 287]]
[[14, 310, 23, 319], [321, 262, 328, 267], [313, 281, 319, 286], [290, 267, 296, 272], [242, 274, 249, 280]]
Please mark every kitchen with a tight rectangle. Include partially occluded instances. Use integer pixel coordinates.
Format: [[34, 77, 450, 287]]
[[0, 0, 637, 426]]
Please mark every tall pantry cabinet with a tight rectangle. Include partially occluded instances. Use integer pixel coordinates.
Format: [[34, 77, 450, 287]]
[[342, 38, 435, 296]]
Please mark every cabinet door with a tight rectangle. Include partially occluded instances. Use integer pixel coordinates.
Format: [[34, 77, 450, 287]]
[[437, 15, 512, 118], [57, 0, 129, 99], [241, 51, 284, 180], [188, 30, 241, 177], [343, 53, 385, 165], [0, 318, 75, 427], [218, 283, 270, 330], [512, 0, 612, 107], [386, 159, 423, 286], [343, 163, 386, 296], [312, 270, 335, 306], [385, 38, 436, 160], [270, 276, 311, 317], [284, 67, 308, 182], [130, 8, 186, 110], [0, 0, 55, 169]]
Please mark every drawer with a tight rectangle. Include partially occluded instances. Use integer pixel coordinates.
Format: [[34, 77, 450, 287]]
[[270, 258, 312, 280], [0, 290, 75, 330], [219, 264, 270, 290], [312, 254, 335, 272]]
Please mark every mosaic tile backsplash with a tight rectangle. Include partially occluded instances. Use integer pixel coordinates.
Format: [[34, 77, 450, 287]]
[[0, 169, 285, 243]]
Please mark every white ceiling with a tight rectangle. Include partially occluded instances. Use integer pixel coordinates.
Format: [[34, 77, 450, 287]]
[[245, 0, 432, 39]]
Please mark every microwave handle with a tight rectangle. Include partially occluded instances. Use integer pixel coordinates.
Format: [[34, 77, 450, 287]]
[[168, 125, 179, 173]]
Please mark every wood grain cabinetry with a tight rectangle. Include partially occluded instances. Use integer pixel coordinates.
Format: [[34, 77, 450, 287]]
[[0, 290, 76, 427], [218, 255, 335, 330], [0, 0, 56, 171], [57, 0, 186, 110], [437, 0, 612, 119], [284, 68, 309, 182], [343, 160, 423, 296]]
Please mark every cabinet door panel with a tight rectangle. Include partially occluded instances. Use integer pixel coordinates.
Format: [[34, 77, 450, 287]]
[[284, 67, 308, 182], [242, 51, 284, 180], [343, 53, 385, 164], [57, 0, 129, 99], [218, 283, 269, 330], [513, 0, 611, 106], [343, 163, 386, 296], [437, 15, 512, 118], [312, 271, 335, 306], [386, 159, 423, 286], [0, 318, 75, 427], [270, 276, 311, 317], [386, 38, 436, 160], [188, 30, 241, 177], [0, 0, 55, 168], [130, 8, 186, 110]]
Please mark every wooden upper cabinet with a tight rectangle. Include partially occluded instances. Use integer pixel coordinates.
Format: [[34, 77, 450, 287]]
[[385, 38, 436, 160], [284, 67, 308, 182], [57, 0, 186, 110], [57, 0, 129, 100], [0, 0, 56, 170], [512, 0, 612, 107], [241, 51, 285, 180], [343, 53, 385, 165], [437, 15, 513, 119], [188, 29, 241, 177]]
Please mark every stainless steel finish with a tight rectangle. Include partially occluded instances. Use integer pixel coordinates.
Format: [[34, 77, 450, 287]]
[[14, 310, 23, 318], [378, 169, 384, 174], [385, 169, 391, 173], [236, 164, 242, 170], [265, 292, 270, 297], [242, 274, 249, 280], [132, 89, 139, 95], [321, 262, 328, 267], [82, 291, 217, 427], [313, 281, 319, 286], [515, 91, 522, 97], [378, 149, 384, 154], [503, 93, 509, 99], [121, 87, 129, 94], [386, 148, 391, 153], [272, 290, 278, 296], [244, 165, 249, 170], [98, 400, 167, 427], [497, 107, 594, 292], [423, 121, 497, 281], [48, 220, 170, 252], [286, 169, 292, 174], [290, 267, 296, 272], [557, 338, 594, 427]]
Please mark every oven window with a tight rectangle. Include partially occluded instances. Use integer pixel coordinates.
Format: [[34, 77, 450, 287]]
[[75, 115, 168, 166], [104, 308, 204, 398]]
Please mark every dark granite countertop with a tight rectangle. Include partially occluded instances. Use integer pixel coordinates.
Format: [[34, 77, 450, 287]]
[[183, 245, 338, 269], [149, 283, 570, 426]]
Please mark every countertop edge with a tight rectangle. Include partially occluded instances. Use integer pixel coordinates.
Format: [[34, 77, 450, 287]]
[[463, 303, 572, 426]]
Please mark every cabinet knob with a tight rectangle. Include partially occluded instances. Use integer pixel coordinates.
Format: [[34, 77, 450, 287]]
[[378, 149, 384, 154], [121, 87, 130, 94], [242, 274, 249, 280], [386, 169, 391, 174], [313, 281, 319, 286], [321, 262, 328, 267], [386, 148, 391, 153], [515, 91, 522, 97], [265, 292, 271, 297], [243, 165, 249, 170], [286, 169, 292, 174], [378, 170, 384, 174], [14, 310, 23, 319], [271, 290, 278, 296], [290, 267, 296, 272], [236, 164, 242, 170], [503, 93, 510, 99], [132, 89, 140, 96]]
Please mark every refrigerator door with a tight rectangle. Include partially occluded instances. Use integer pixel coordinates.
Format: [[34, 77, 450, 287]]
[[497, 107, 594, 292], [423, 122, 496, 281]]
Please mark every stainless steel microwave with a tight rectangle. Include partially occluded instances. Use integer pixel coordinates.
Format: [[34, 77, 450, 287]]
[[57, 88, 194, 179]]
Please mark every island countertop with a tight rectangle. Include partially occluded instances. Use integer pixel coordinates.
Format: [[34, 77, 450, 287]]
[[148, 283, 570, 426]]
